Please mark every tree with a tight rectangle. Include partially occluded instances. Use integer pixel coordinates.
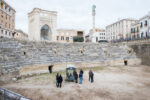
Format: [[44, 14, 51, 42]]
[[73, 36, 84, 42]]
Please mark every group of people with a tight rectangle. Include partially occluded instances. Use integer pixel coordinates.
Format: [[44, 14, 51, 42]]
[[56, 73, 63, 88], [56, 69, 94, 88], [73, 69, 84, 84]]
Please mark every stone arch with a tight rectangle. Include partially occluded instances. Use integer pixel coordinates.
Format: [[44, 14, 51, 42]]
[[124, 60, 128, 66], [48, 65, 54, 74], [40, 24, 51, 40]]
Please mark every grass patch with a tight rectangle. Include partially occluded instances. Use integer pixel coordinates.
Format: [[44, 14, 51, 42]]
[[20, 67, 105, 83], [111, 66, 123, 69]]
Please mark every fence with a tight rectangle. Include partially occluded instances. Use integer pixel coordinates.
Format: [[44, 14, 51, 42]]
[[111, 38, 150, 44], [0, 88, 31, 100]]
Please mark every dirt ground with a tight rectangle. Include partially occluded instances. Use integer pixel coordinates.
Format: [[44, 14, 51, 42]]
[[1, 65, 150, 100]]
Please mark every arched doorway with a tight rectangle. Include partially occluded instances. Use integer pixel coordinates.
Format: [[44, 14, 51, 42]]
[[124, 60, 128, 66], [40, 24, 51, 40], [48, 65, 53, 74]]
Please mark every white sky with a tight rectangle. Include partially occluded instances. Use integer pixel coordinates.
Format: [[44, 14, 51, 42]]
[[5, 0, 150, 34]]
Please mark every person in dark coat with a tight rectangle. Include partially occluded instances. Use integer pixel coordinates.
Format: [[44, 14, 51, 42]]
[[89, 70, 92, 81], [58, 74, 63, 88], [89, 70, 94, 83], [91, 71, 94, 83], [56, 73, 59, 87], [73, 70, 78, 83]]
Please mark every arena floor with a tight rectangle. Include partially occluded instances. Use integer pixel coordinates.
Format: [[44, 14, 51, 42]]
[[2, 65, 150, 100]]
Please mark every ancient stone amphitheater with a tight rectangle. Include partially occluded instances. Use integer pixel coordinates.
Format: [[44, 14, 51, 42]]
[[0, 38, 141, 80]]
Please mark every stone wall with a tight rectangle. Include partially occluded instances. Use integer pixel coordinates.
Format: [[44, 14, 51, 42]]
[[130, 44, 150, 66], [0, 88, 31, 100], [0, 38, 140, 78]]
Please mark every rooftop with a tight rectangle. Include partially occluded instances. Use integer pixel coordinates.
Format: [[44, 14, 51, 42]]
[[1, 0, 16, 12], [106, 18, 138, 28], [28, 8, 57, 15]]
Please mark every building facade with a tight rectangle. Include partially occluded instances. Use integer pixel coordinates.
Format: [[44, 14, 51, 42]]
[[0, 0, 16, 38], [139, 12, 150, 38], [56, 29, 85, 43], [89, 28, 106, 43], [106, 19, 138, 41], [14, 29, 28, 40], [28, 8, 57, 41], [130, 22, 140, 39]]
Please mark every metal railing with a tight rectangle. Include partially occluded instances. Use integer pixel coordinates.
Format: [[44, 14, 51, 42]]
[[111, 37, 150, 44], [0, 88, 31, 100]]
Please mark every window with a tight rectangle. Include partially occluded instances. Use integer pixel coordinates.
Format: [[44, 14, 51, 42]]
[[146, 32, 148, 37], [9, 8, 11, 12], [5, 6, 7, 10], [145, 20, 148, 26], [140, 22, 143, 28], [61, 36, 64, 40], [141, 32, 144, 38], [66, 37, 69, 40], [131, 28, 135, 33], [57, 36, 59, 40]]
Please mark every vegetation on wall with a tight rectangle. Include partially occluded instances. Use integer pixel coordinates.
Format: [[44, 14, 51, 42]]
[[73, 36, 84, 42]]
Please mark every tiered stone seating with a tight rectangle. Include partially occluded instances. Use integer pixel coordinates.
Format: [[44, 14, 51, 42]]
[[0, 38, 140, 74]]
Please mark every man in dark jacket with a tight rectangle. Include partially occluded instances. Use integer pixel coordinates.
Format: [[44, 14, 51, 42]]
[[89, 70, 92, 81], [73, 70, 78, 83], [56, 73, 59, 87], [89, 70, 94, 83], [58, 74, 63, 88]]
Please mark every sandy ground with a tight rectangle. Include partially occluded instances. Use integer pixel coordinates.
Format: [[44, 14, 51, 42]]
[[1, 65, 150, 100]]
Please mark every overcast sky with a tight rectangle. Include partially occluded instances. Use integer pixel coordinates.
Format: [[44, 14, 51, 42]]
[[5, 0, 150, 34]]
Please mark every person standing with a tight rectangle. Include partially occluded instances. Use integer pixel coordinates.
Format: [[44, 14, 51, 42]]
[[80, 69, 84, 80], [79, 70, 83, 84], [58, 74, 63, 88], [90, 70, 94, 83], [89, 70, 92, 81], [56, 73, 59, 87], [75, 71, 78, 83], [80, 69, 84, 75]]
